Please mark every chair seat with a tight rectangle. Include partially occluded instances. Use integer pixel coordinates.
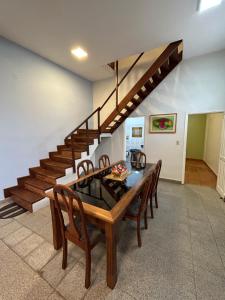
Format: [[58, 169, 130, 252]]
[[66, 217, 102, 247], [126, 196, 142, 217]]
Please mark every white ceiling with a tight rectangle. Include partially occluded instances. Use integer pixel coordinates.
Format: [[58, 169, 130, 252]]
[[0, 0, 224, 81]]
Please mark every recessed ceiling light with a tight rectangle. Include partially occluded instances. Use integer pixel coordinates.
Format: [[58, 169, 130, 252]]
[[198, 0, 223, 12], [71, 47, 88, 59]]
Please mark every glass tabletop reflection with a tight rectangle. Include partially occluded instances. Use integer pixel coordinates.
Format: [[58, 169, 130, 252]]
[[70, 163, 153, 211]]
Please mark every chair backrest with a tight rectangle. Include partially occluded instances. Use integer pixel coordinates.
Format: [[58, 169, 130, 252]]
[[77, 159, 94, 178], [99, 154, 110, 169], [138, 173, 154, 215], [131, 151, 146, 169], [153, 160, 162, 192], [53, 184, 90, 246]]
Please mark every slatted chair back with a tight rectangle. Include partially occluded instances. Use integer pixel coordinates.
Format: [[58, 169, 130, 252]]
[[153, 160, 162, 193], [131, 151, 146, 169], [138, 172, 154, 215], [53, 184, 90, 247], [77, 159, 95, 178], [99, 154, 110, 169]]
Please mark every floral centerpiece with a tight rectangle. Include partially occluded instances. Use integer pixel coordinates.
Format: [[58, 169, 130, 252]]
[[111, 164, 128, 177]]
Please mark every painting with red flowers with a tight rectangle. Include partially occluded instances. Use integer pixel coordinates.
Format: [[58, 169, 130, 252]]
[[149, 113, 177, 133]]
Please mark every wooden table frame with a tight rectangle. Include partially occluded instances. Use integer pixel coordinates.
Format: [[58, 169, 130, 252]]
[[47, 161, 154, 289]]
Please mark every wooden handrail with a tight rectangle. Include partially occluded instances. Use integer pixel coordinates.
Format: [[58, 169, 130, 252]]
[[65, 107, 100, 140], [64, 40, 182, 174], [100, 40, 182, 132], [100, 52, 144, 110]]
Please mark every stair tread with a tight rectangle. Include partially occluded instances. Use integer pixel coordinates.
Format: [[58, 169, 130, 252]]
[[10, 187, 43, 203], [42, 159, 72, 168], [24, 178, 53, 190], [31, 167, 64, 178]]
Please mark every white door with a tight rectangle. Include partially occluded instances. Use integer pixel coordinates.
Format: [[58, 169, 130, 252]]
[[217, 114, 225, 199]]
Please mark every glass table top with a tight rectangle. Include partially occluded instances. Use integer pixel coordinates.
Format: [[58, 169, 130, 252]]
[[70, 162, 153, 211]]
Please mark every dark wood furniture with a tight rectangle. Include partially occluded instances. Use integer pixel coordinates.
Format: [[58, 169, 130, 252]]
[[149, 160, 162, 218], [47, 161, 155, 289], [124, 173, 154, 247], [99, 154, 110, 169], [53, 184, 102, 288], [77, 159, 95, 178], [131, 151, 146, 169], [153, 160, 162, 209]]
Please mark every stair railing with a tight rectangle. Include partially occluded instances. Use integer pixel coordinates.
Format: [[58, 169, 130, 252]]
[[65, 52, 144, 173], [64, 40, 182, 174]]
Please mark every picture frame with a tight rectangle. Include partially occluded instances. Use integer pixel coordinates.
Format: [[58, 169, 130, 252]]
[[149, 113, 177, 133], [132, 127, 143, 138]]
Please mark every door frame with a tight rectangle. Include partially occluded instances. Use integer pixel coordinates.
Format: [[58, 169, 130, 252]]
[[181, 110, 225, 185], [124, 116, 146, 160]]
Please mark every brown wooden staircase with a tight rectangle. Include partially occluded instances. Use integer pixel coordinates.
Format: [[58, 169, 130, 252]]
[[4, 40, 183, 212]]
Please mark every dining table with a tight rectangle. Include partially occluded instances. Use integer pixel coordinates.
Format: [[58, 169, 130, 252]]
[[47, 160, 155, 289]]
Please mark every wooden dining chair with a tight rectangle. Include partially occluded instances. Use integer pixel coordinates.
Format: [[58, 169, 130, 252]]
[[153, 159, 162, 209], [53, 184, 103, 288], [131, 151, 146, 169], [149, 160, 162, 218], [77, 159, 95, 178], [99, 154, 110, 169], [124, 173, 154, 247]]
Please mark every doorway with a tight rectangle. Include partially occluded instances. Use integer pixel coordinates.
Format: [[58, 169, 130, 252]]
[[184, 112, 224, 188], [125, 117, 145, 161]]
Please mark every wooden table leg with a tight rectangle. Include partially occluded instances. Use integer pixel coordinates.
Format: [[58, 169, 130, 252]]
[[50, 199, 62, 250], [105, 222, 117, 289]]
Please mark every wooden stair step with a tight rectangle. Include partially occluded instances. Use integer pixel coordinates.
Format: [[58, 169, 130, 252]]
[[9, 187, 43, 206], [41, 159, 71, 171], [23, 178, 53, 191], [71, 136, 94, 143], [131, 97, 142, 105], [22, 177, 53, 196], [30, 167, 63, 184], [144, 80, 154, 91], [125, 104, 136, 112], [50, 154, 73, 164]]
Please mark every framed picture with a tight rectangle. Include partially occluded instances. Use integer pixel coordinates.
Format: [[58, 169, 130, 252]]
[[132, 127, 143, 137], [149, 113, 177, 133]]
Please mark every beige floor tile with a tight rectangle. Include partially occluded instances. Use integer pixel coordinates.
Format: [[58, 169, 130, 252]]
[[56, 262, 90, 300], [0, 241, 53, 300], [13, 233, 44, 257], [25, 242, 57, 271], [3, 226, 32, 247], [41, 252, 77, 288], [0, 220, 22, 239]]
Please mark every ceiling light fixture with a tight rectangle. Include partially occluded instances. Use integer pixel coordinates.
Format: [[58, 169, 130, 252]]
[[198, 0, 223, 12], [71, 47, 88, 59]]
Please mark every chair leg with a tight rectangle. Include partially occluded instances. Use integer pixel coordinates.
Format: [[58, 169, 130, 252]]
[[144, 209, 148, 229], [137, 217, 142, 247], [155, 192, 158, 208], [85, 250, 91, 289], [149, 197, 154, 219], [62, 238, 68, 269]]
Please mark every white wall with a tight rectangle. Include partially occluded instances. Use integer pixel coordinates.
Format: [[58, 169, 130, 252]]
[[204, 113, 224, 175], [93, 49, 225, 181], [125, 117, 145, 152], [0, 37, 93, 200]]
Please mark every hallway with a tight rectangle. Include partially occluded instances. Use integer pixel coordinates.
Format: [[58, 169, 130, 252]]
[[185, 159, 217, 188]]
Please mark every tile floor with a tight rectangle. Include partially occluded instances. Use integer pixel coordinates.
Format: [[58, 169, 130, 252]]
[[1, 181, 225, 300]]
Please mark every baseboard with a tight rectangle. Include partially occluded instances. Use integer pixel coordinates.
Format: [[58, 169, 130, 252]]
[[203, 160, 217, 176], [159, 177, 182, 184]]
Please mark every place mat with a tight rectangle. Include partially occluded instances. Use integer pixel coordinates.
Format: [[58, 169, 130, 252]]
[[104, 172, 131, 182]]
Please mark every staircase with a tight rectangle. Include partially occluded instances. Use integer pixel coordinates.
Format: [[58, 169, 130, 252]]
[[4, 40, 183, 212]]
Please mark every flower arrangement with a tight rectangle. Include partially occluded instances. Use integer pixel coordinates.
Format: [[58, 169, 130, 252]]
[[111, 164, 128, 177]]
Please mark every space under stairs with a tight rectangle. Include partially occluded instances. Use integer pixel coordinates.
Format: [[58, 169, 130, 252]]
[[4, 40, 183, 212]]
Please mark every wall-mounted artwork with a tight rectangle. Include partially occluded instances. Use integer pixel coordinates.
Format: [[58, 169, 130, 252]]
[[132, 127, 143, 137], [149, 113, 177, 133]]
